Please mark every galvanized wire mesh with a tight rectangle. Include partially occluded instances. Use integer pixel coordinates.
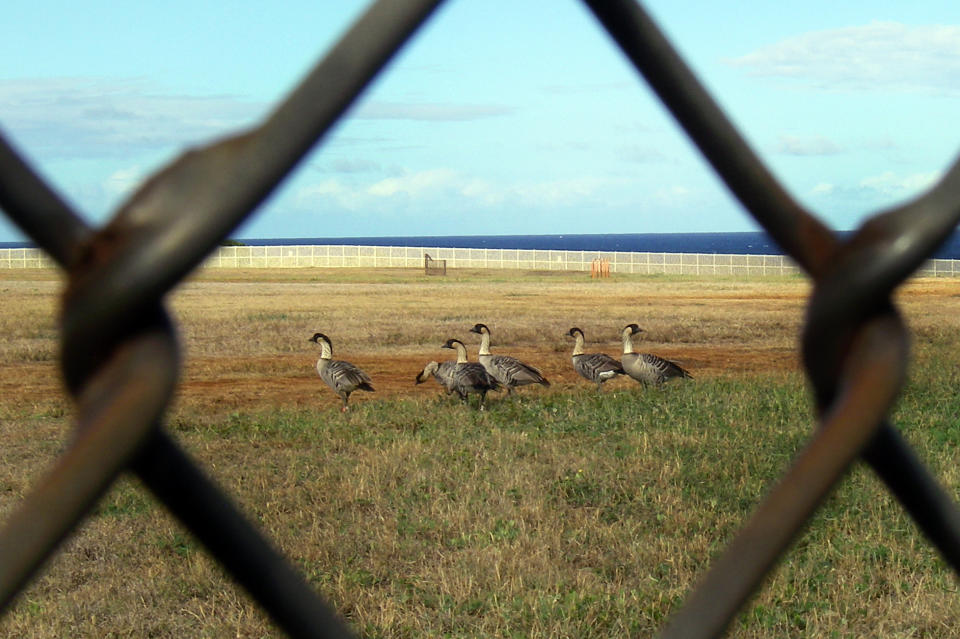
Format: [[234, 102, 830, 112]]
[[1, 1, 959, 637]]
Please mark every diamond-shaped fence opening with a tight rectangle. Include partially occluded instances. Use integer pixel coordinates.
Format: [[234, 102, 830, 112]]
[[2, 1, 960, 638]]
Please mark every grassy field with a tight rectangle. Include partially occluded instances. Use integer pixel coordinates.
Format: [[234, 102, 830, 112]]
[[0, 267, 959, 637]]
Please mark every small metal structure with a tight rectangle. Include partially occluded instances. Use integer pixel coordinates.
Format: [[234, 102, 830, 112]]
[[1, 0, 960, 638], [590, 258, 610, 278], [424, 252, 447, 275]]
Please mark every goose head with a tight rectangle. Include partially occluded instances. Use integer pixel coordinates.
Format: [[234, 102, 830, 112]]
[[622, 323, 643, 337], [469, 323, 490, 335], [441, 338, 463, 350], [309, 332, 331, 345]]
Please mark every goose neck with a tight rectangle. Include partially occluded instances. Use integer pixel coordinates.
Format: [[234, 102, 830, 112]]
[[317, 340, 333, 360], [621, 330, 635, 355], [477, 330, 491, 355], [571, 333, 585, 356]]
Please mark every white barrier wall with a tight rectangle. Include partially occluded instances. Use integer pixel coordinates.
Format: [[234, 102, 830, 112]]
[[3, 244, 960, 277], [0, 248, 55, 269], [200, 245, 806, 275]]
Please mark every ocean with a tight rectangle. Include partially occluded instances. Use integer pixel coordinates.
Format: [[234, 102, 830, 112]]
[[232, 230, 960, 259], [5, 231, 960, 258]]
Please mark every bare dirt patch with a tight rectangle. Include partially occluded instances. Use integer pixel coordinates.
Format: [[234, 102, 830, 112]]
[[169, 344, 800, 414]]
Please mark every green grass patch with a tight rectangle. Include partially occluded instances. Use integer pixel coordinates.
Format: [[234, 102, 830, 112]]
[[7, 368, 959, 637], [145, 369, 960, 636]]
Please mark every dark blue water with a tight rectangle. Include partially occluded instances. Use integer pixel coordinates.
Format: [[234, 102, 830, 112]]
[[6, 231, 960, 258], [243, 231, 960, 259], [242, 232, 789, 255]]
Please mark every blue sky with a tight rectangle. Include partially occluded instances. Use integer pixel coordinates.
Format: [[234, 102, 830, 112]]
[[2, 1, 960, 242]]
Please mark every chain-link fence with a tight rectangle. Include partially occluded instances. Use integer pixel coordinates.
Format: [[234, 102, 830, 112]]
[[1, 1, 959, 637]]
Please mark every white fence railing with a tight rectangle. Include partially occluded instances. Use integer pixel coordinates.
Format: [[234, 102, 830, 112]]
[[3, 244, 960, 277], [203, 245, 805, 275]]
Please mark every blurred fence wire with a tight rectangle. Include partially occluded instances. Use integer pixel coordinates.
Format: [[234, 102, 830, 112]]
[[1, 0, 959, 637]]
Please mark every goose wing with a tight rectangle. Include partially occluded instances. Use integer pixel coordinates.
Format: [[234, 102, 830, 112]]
[[435, 361, 459, 390], [490, 354, 550, 387], [453, 362, 500, 393], [640, 353, 692, 381], [574, 352, 624, 381], [324, 359, 375, 393]]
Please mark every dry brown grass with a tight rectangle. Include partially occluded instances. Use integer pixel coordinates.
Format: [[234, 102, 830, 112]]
[[0, 268, 814, 417], [1, 267, 959, 637], [166, 268, 812, 416]]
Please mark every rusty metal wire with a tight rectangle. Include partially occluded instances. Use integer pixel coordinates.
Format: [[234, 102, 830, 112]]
[[0, 0, 959, 637]]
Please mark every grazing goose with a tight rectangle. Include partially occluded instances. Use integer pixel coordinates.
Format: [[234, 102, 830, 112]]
[[620, 324, 692, 386], [441, 338, 501, 410], [567, 327, 625, 390], [469, 323, 550, 395], [414, 360, 458, 394], [309, 332, 374, 411]]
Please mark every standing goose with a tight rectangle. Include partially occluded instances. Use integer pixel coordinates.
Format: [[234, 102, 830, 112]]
[[469, 323, 550, 395], [441, 338, 501, 410], [567, 327, 625, 390], [620, 324, 692, 386], [309, 332, 374, 411], [414, 360, 458, 395]]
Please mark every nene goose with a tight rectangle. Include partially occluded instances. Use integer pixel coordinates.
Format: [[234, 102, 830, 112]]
[[414, 360, 458, 394], [620, 324, 692, 386], [469, 323, 550, 394], [441, 338, 501, 410], [567, 327, 625, 390], [309, 332, 374, 411]]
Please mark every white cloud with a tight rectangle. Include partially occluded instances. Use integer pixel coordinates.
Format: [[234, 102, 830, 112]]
[[353, 101, 515, 121], [617, 144, 670, 164], [508, 177, 592, 206], [458, 178, 504, 206], [324, 158, 383, 174], [775, 134, 843, 156], [0, 77, 264, 158], [541, 82, 632, 95], [295, 179, 366, 212], [295, 169, 466, 213], [293, 169, 635, 213], [655, 185, 691, 205], [102, 166, 144, 199], [811, 182, 835, 196], [367, 168, 458, 198], [728, 22, 960, 94], [858, 170, 940, 196], [805, 171, 942, 205]]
